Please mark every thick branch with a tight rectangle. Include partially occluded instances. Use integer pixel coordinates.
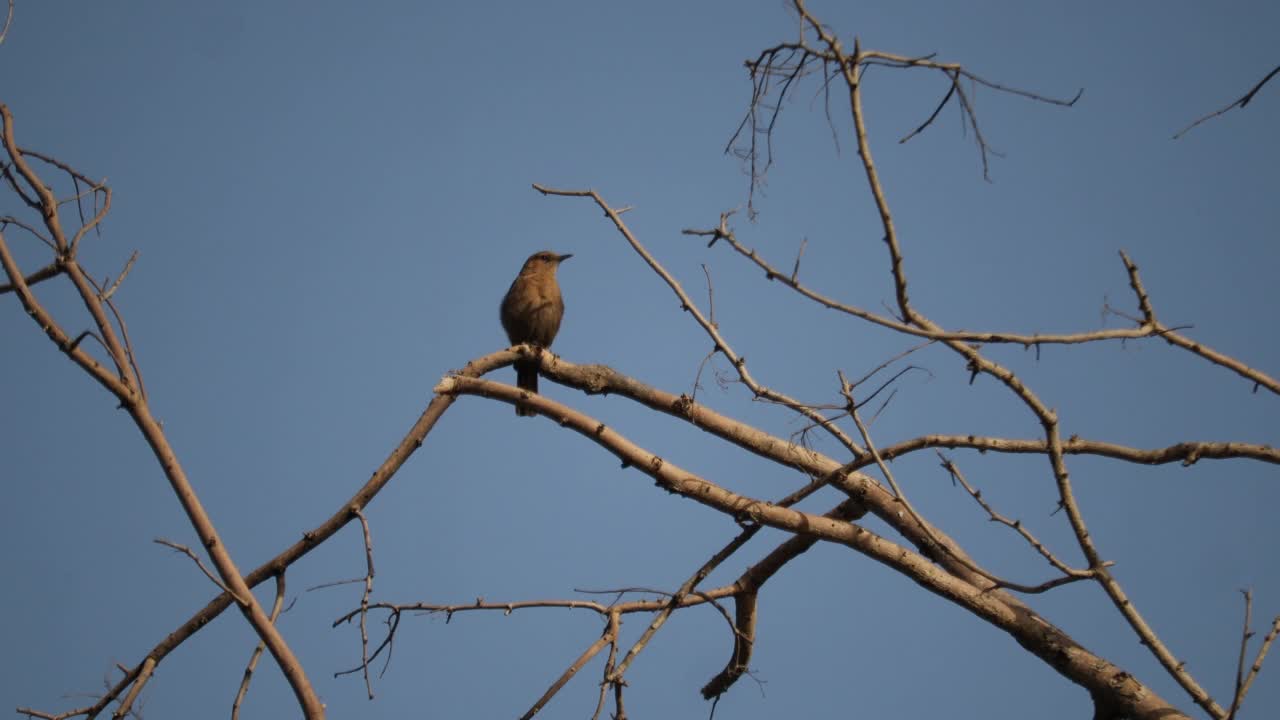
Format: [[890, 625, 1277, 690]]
[[441, 371, 1188, 718], [530, 354, 1039, 601]]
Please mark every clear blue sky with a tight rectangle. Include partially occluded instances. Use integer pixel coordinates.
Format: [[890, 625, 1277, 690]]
[[2, 2, 1277, 718]]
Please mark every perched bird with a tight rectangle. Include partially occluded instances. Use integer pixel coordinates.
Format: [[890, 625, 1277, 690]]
[[500, 250, 572, 416]]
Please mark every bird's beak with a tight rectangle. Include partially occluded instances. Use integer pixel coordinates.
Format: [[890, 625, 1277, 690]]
[[557, 253, 573, 263]]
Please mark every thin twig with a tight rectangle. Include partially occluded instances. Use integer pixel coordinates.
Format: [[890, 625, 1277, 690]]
[[1226, 589, 1254, 720], [353, 508, 377, 699], [232, 574, 288, 720], [842, 374, 1092, 594], [938, 452, 1099, 587], [591, 612, 621, 720], [1174, 63, 1280, 139], [609, 523, 761, 681], [519, 624, 616, 720], [790, 237, 806, 282], [535, 183, 865, 460], [101, 251, 138, 301], [1236, 615, 1280, 713], [0, 0, 13, 46], [860, 433, 1280, 468], [154, 538, 233, 595], [0, 214, 57, 251], [701, 263, 717, 327]]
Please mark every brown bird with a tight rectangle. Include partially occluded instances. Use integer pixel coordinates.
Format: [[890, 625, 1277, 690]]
[[500, 250, 572, 416]]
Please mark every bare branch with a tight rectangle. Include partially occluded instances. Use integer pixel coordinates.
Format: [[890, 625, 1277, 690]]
[[520, 622, 616, 720], [844, 374, 1092, 594], [1174, 63, 1280, 139], [0, 259, 59, 294], [0, 214, 56, 251], [609, 523, 760, 681], [592, 612, 621, 720], [535, 183, 866, 460], [232, 574, 288, 720], [0, 0, 14, 46], [353, 509, 377, 699], [1118, 252, 1278, 395], [899, 73, 958, 144], [10, 3, 1272, 715], [100, 251, 138, 301], [868, 433, 1280, 468], [789, 236, 806, 283], [1226, 589, 1255, 720], [50, 350, 506, 720], [440, 370, 1191, 717], [154, 538, 233, 594], [2, 102, 324, 718], [938, 453, 1098, 589], [0, 230, 132, 396], [110, 657, 155, 720], [1225, 588, 1280, 720], [17, 706, 93, 720], [697, 225, 1279, 397], [1239, 615, 1280, 711]]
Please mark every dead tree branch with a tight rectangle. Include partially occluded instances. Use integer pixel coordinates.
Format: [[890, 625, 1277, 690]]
[[232, 574, 288, 720], [1174, 63, 1280, 139], [436, 370, 1192, 718], [1, 102, 324, 719]]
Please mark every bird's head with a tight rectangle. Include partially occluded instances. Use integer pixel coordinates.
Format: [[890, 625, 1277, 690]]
[[522, 250, 573, 274]]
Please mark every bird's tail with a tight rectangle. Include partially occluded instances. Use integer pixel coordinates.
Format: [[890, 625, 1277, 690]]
[[515, 360, 538, 417]]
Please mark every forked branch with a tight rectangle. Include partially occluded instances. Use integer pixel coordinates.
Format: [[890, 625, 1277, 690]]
[[1, 102, 324, 719]]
